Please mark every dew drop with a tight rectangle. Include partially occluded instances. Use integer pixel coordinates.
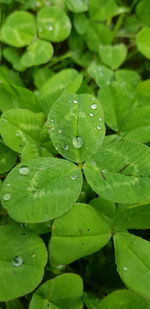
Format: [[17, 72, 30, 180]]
[[89, 113, 94, 117], [123, 266, 128, 271], [16, 132, 20, 136], [97, 126, 102, 130], [47, 24, 53, 31], [72, 136, 83, 149], [6, 183, 11, 187], [91, 104, 97, 110], [64, 145, 69, 151], [91, 97, 95, 101], [19, 166, 30, 176], [32, 254, 36, 258], [58, 129, 62, 134], [3, 194, 11, 201], [12, 256, 24, 267], [73, 99, 78, 104], [55, 264, 65, 270], [71, 175, 77, 180], [99, 118, 103, 122]]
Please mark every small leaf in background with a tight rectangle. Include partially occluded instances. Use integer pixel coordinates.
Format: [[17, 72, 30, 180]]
[[29, 273, 83, 309], [136, 0, 150, 27], [0, 225, 47, 301], [73, 13, 89, 35], [115, 69, 141, 87], [114, 232, 150, 299], [84, 140, 150, 203], [89, 197, 116, 227], [21, 39, 54, 67], [89, 0, 129, 22], [1, 157, 82, 223], [99, 44, 127, 70], [136, 27, 150, 59], [0, 109, 46, 152], [48, 93, 105, 163], [3, 47, 25, 72], [65, 0, 89, 13], [0, 140, 17, 174], [49, 203, 111, 265], [37, 6, 71, 42], [88, 64, 114, 87], [40, 68, 82, 113], [0, 11, 37, 47], [97, 289, 150, 309]]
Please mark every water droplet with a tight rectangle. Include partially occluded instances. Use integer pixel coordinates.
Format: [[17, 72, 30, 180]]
[[50, 119, 54, 123], [12, 256, 24, 267], [3, 194, 11, 201], [89, 113, 94, 117], [97, 126, 102, 130], [91, 104, 97, 110], [16, 132, 20, 136], [123, 266, 128, 271], [6, 183, 11, 187], [19, 166, 30, 176], [47, 24, 53, 31], [71, 175, 77, 180], [32, 254, 36, 258], [106, 81, 110, 85], [55, 264, 65, 270], [58, 129, 62, 134], [73, 100, 78, 104], [99, 118, 103, 122], [91, 97, 95, 101], [72, 136, 83, 149], [64, 145, 69, 151]]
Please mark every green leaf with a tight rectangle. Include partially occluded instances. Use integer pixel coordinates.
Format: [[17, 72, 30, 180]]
[[97, 81, 136, 132], [65, 0, 89, 13], [37, 6, 71, 42], [0, 109, 46, 152], [48, 93, 105, 163], [89, 0, 129, 21], [99, 44, 127, 70], [88, 64, 113, 87], [21, 39, 54, 67], [86, 23, 112, 53], [0, 224, 47, 301], [40, 69, 82, 114], [1, 157, 82, 223], [115, 202, 150, 230], [89, 197, 116, 227], [136, 0, 150, 27], [114, 231, 150, 299], [115, 69, 141, 87], [29, 273, 83, 309], [98, 289, 150, 309], [136, 27, 150, 59], [73, 13, 89, 35], [84, 140, 150, 203], [0, 11, 37, 47], [0, 140, 17, 174], [0, 82, 42, 113], [49, 203, 111, 265], [3, 47, 25, 72]]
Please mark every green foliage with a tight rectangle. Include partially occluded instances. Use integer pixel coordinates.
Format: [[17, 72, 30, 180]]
[[0, 0, 150, 307]]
